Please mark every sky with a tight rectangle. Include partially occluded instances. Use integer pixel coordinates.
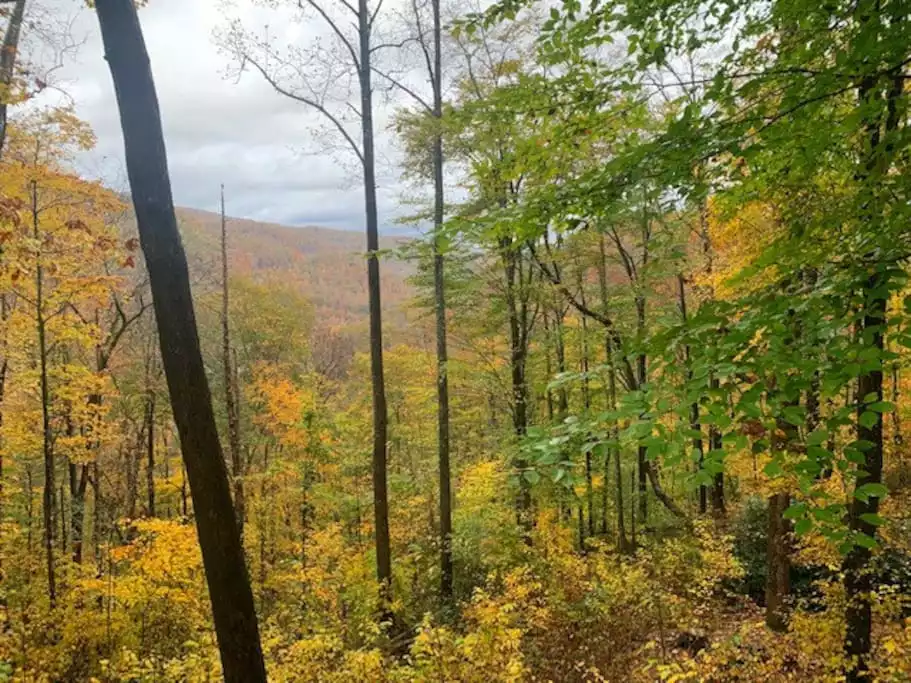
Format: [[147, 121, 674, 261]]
[[33, 0, 415, 233]]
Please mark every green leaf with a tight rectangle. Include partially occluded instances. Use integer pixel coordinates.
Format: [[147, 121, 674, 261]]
[[858, 411, 879, 429], [855, 482, 888, 501], [866, 401, 894, 413], [806, 429, 828, 446], [783, 503, 806, 520], [523, 470, 541, 485], [859, 513, 886, 526], [854, 533, 878, 550], [794, 518, 813, 536], [764, 460, 783, 477]]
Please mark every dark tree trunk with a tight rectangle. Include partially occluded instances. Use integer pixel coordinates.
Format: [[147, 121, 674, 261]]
[[677, 274, 706, 513], [146, 390, 156, 518], [355, 0, 392, 612], [844, 272, 886, 681], [635, 296, 648, 523], [766, 491, 791, 631], [94, 3, 265, 680], [503, 241, 532, 532], [709, 414, 725, 515], [220, 185, 244, 536], [70, 463, 88, 564], [0, 0, 26, 157], [430, 0, 452, 601], [33, 181, 55, 607]]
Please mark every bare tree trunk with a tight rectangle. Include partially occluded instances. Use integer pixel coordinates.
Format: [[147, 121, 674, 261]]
[[354, 0, 393, 613], [220, 185, 244, 536], [94, 3, 265, 679], [146, 390, 155, 517], [0, 0, 26, 157], [69, 464, 88, 563], [33, 181, 55, 607], [430, 0, 452, 600]]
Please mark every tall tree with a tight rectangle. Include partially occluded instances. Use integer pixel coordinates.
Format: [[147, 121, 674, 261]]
[[94, 2, 266, 680], [223, 0, 393, 613], [221, 184, 244, 536]]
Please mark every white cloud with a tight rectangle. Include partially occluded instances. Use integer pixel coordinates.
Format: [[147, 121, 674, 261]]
[[30, 0, 411, 232]]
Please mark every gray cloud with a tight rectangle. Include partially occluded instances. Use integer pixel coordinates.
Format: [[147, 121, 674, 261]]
[[34, 0, 408, 232]]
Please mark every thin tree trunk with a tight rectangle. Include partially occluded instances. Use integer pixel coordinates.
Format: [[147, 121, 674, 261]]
[[709, 416, 725, 515], [543, 312, 554, 421], [431, 0, 452, 599], [33, 181, 55, 607], [599, 236, 627, 549], [355, 0, 392, 613], [94, 3, 265, 679], [504, 241, 532, 533], [146, 389, 155, 517], [677, 274, 706, 513], [0, 356, 8, 525], [221, 185, 244, 537], [70, 464, 88, 564]]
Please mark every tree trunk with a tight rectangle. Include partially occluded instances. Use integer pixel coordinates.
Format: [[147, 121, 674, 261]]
[[635, 295, 648, 524], [709, 416, 725, 515], [0, 0, 26, 157], [70, 464, 88, 564], [94, 3, 265, 679], [355, 0, 392, 614], [677, 274, 706, 513], [221, 185, 245, 536], [429, 0, 451, 600], [844, 271, 886, 681], [503, 240, 531, 532], [146, 390, 156, 518], [766, 491, 791, 631], [33, 181, 56, 607]]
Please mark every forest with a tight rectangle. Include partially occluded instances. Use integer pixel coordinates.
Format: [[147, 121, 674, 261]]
[[1, 0, 911, 681]]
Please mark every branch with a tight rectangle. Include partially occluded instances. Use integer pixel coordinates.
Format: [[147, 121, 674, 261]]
[[371, 65, 431, 111], [300, 0, 361, 70], [526, 240, 637, 389], [368, 0, 384, 28], [243, 54, 365, 164]]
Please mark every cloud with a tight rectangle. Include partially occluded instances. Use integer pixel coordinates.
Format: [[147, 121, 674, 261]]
[[32, 0, 408, 232]]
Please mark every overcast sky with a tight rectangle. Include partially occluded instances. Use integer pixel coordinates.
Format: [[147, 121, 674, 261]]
[[36, 0, 416, 233]]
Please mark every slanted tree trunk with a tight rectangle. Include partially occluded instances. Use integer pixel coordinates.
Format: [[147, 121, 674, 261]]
[[220, 185, 244, 536], [94, 3, 265, 679]]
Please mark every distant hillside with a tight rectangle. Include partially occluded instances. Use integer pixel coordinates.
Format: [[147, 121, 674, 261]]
[[174, 207, 416, 334]]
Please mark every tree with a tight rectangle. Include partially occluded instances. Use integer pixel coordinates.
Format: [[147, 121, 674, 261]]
[[222, 0, 395, 614], [221, 184, 244, 536], [93, 2, 266, 680]]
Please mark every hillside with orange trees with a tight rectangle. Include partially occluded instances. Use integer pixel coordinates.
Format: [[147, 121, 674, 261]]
[[175, 206, 415, 335]]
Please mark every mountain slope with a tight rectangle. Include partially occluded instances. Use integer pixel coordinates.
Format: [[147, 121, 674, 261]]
[[175, 207, 415, 333]]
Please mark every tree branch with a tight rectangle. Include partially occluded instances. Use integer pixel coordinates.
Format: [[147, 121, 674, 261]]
[[243, 54, 365, 164]]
